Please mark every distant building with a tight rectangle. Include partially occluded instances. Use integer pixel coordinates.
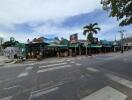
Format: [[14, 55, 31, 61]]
[[123, 37, 132, 50], [0, 37, 4, 55]]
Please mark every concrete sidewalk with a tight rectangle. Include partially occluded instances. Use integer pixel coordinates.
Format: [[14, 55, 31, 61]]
[[1, 50, 132, 68], [0, 56, 13, 66]]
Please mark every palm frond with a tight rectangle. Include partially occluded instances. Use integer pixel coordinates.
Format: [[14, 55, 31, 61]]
[[92, 23, 98, 27], [94, 27, 101, 31], [83, 22, 100, 36], [83, 30, 87, 35], [92, 30, 98, 34], [83, 25, 90, 29]]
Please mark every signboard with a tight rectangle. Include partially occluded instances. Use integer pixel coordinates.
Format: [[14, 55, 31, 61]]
[[70, 33, 78, 43]]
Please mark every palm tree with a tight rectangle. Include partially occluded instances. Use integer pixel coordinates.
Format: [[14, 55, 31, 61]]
[[83, 23, 101, 56]]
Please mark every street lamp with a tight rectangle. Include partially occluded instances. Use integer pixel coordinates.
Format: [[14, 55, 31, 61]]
[[118, 30, 126, 53]]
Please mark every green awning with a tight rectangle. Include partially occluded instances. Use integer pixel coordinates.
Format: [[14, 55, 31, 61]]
[[69, 44, 79, 48], [47, 44, 68, 48], [102, 45, 112, 47], [83, 44, 102, 48]]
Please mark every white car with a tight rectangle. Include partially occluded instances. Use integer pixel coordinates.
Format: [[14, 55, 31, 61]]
[[4, 47, 23, 59]]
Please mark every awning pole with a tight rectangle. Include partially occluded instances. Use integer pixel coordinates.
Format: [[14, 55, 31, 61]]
[[86, 46, 87, 56]]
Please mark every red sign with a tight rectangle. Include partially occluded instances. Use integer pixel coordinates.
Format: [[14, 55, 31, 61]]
[[70, 33, 78, 43]]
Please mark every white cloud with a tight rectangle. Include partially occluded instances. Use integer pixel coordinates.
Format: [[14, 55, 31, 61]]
[[33, 23, 85, 40], [0, 32, 41, 43], [0, 0, 102, 42], [0, 0, 101, 25]]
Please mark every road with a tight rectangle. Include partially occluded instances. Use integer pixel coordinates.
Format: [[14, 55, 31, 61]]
[[0, 51, 132, 100]]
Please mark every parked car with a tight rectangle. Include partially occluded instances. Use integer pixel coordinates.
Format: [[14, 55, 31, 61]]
[[4, 47, 23, 59]]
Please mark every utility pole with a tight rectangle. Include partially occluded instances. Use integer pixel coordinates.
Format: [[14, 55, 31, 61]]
[[119, 30, 125, 53]]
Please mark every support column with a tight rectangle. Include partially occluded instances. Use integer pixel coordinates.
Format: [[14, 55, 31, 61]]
[[79, 46, 81, 55], [86, 46, 87, 56], [75, 46, 77, 56]]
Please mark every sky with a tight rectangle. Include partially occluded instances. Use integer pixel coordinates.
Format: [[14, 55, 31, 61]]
[[0, 0, 132, 43]]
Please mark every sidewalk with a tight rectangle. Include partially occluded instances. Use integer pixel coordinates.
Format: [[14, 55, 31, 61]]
[[0, 50, 132, 68], [0, 56, 9, 63], [0, 56, 14, 66]]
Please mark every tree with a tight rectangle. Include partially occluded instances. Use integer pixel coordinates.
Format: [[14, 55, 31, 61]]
[[83, 23, 101, 43], [0, 37, 4, 55], [83, 23, 101, 56], [2, 37, 19, 49], [0, 37, 4, 45], [101, 0, 132, 26]]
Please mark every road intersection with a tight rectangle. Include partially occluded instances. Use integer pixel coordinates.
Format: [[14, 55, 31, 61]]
[[0, 51, 132, 100]]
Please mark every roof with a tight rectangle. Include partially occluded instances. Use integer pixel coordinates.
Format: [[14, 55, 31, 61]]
[[100, 40, 113, 45], [83, 44, 102, 48], [69, 44, 79, 48], [123, 37, 132, 43], [47, 44, 68, 48]]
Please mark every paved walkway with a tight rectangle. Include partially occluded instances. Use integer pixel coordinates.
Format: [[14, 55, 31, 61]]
[[0, 50, 132, 68], [0, 56, 8, 63]]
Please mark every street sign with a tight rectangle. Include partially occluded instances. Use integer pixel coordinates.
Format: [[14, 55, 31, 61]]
[[84, 40, 91, 46], [70, 33, 78, 43]]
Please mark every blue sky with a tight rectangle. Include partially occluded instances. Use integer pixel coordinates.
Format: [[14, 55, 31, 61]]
[[0, 0, 132, 43]]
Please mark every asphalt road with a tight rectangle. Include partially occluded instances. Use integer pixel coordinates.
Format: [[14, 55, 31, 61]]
[[0, 51, 132, 100]]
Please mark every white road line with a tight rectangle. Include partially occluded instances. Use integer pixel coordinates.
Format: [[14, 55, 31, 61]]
[[17, 72, 28, 78], [4, 85, 19, 90], [66, 58, 74, 61], [0, 96, 12, 100], [37, 65, 72, 73], [25, 67, 33, 71], [70, 61, 75, 63], [106, 74, 132, 88], [0, 80, 3, 83], [27, 63, 36, 66], [46, 60, 65, 63], [49, 60, 64, 63], [39, 62, 67, 69], [76, 63, 82, 66], [86, 67, 100, 72], [77, 57, 82, 59], [27, 60, 64, 66], [31, 87, 59, 98], [81, 86, 127, 100], [41, 60, 64, 64]]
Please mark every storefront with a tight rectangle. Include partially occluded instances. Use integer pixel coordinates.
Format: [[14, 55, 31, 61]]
[[82, 44, 102, 55], [25, 43, 48, 59], [69, 43, 81, 56], [46, 44, 68, 57]]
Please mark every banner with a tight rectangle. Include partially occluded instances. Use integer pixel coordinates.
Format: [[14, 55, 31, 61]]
[[70, 33, 78, 43]]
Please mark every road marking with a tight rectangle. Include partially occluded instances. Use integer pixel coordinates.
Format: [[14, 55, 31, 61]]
[[45, 60, 64, 64], [70, 61, 75, 63], [66, 59, 71, 61], [86, 67, 100, 72], [39, 62, 67, 69], [0, 80, 3, 83], [77, 57, 82, 59], [0, 96, 12, 100], [27, 60, 64, 66], [37, 65, 72, 73], [66, 58, 75, 61], [25, 67, 33, 71], [4, 85, 19, 90], [76, 63, 82, 66], [18, 72, 28, 78], [30, 87, 59, 98], [67, 69, 80, 74], [106, 74, 132, 88], [81, 86, 127, 100], [27, 63, 36, 66]]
